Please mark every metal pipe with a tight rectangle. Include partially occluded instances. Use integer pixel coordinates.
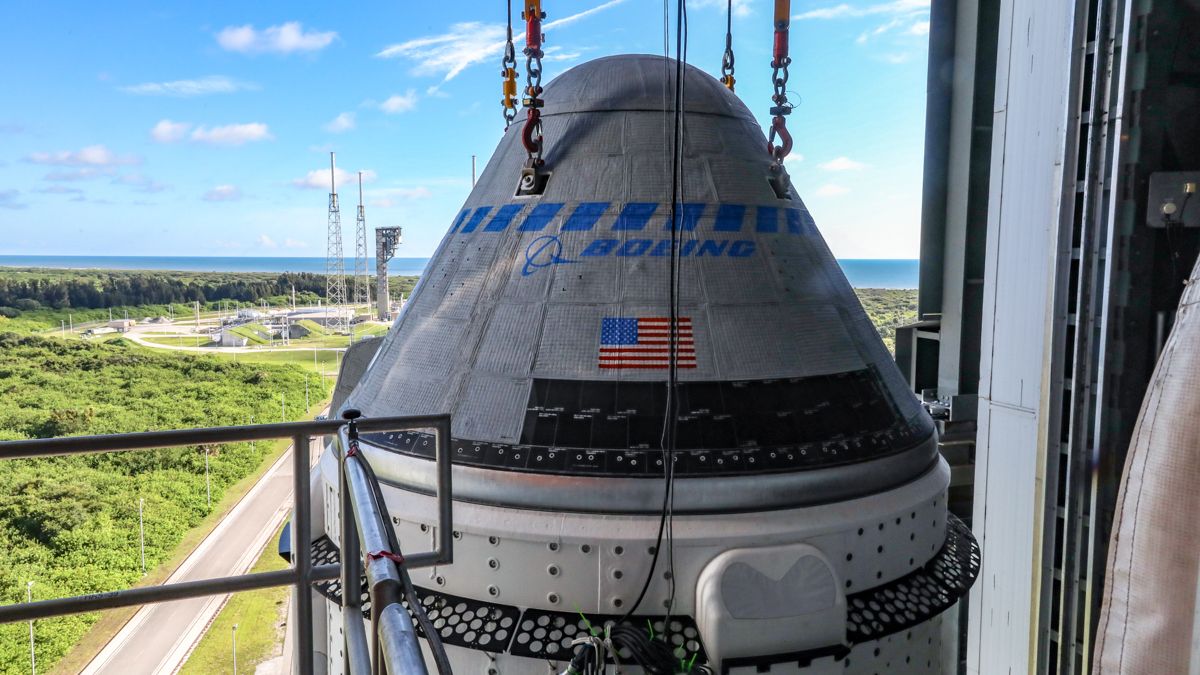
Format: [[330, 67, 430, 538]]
[[0, 415, 448, 459], [340, 418, 453, 570], [340, 433, 367, 675], [344, 613, 372, 675], [292, 434, 314, 675], [0, 565, 339, 624], [377, 603, 430, 675]]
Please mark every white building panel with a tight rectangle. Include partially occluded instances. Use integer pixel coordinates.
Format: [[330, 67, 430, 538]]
[[969, 0, 1080, 671]]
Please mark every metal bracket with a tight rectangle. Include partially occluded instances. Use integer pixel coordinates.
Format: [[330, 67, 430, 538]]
[[1147, 171, 1200, 228], [516, 164, 551, 197]]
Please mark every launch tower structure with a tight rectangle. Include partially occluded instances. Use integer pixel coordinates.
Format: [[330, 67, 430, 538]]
[[324, 152, 349, 334], [353, 171, 370, 313], [374, 226, 402, 322]]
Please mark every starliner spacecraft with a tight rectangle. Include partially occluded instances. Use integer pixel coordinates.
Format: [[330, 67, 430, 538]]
[[305, 54, 979, 673]]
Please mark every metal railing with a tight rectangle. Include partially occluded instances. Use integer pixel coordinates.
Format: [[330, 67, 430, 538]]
[[0, 413, 454, 675]]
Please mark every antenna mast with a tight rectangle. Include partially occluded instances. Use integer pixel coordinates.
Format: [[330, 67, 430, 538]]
[[353, 171, 370, 315], [324, 152, 349, 334]]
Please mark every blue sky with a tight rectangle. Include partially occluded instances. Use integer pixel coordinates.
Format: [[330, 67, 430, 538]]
[[0, 0, 930, 259]]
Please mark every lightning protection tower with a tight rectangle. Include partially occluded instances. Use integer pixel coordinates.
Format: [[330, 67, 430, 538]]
[[353, 171, 370, 313], [324, 152, 349, 334], [375, 226, 402, 321]]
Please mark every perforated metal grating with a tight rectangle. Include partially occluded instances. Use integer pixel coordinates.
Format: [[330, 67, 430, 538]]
[[404, 590, 521, 652], [507, 609, 707, 663], [307, 513, 978, 661], [845, 514, 979, 643]]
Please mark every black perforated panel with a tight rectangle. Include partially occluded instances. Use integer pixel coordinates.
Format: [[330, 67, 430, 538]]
[[362, 370, 935, 478]]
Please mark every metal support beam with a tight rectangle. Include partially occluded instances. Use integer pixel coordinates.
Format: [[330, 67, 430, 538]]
[[293, 433, 314, 675], [0, 566, 340, 624]]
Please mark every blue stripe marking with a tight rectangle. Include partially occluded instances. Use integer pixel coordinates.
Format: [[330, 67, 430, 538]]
[[782, 207, 811, 234], [665, 203, 706, 231], [517, 202, 565, 231], [714, 204, 746, 232], [459, 206, 493, 233], [756, 206, 779, 233], [484, 204, 524, 232], [448, 209, 470, 233], [562, 202, 609, 231], [613, 203, 658, 231]]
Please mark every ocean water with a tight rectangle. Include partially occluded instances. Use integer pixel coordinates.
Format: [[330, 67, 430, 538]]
[[0, 255, 919, 289]]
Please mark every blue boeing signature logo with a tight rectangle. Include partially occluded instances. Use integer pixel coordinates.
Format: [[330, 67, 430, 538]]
[[522, 235, 578, 276]]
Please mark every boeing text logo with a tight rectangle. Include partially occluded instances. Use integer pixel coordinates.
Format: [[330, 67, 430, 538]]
[[454, 201, 814, 275]]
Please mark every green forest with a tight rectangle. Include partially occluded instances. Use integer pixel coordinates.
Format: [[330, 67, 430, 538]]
[[855, 288, 919, 353], [0, 335, 330, 672], [0, 268, 420, 334]]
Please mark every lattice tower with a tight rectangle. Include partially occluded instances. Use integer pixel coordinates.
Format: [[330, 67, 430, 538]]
[[324, 152, 348, 334], [353, 171, 370, 310]]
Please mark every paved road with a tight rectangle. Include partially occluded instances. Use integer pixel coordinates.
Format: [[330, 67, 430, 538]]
[[121, 328, 348, 354], [81, 441, 316, 675]]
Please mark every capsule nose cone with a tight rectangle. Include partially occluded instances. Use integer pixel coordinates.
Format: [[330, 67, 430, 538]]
[[345, 54, 929, 494]]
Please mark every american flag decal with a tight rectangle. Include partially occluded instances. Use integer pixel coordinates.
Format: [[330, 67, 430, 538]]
[[598, 317, 696, 369]]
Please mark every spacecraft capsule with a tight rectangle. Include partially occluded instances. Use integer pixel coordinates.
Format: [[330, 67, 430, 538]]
[[314, 54, 979, 673]]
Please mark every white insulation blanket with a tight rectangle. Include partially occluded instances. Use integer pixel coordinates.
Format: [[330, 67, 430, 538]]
[[1096, 261, 1200, 673]]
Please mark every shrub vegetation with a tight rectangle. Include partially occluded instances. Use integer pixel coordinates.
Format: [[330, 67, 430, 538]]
[[0, 334, 330, 672]]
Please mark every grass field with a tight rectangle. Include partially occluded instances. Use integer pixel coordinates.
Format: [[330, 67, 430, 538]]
[[226, 349, 345, 376], [179, 524, 290, 675], [142, 336, 217, 347]]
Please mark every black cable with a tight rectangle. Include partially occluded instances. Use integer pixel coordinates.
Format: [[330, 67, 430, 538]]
[[620, 0, 687, 625]]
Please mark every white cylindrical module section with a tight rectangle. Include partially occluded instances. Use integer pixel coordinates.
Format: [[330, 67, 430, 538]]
[[313, 449, 971, 672]]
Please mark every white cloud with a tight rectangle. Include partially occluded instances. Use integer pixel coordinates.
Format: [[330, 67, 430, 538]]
[[798, 0, 930, 45], [113, 173, 168, 193], [367, 186, 433, 207], [815, 184, 851, 197], [203, 185, 242, 202], [0, 189, 27, 210], [882, 52, 912, 63], [375, 0, 626, 83], [542, 46, 585, 63], [217, 22, 337, 54], [190, 123, 273, 146], [257, 234, 278, 248], [284, 238, 308, 249], [819, 157, 868, 171], [324, 112, 356, 133], [784, 153, 805, 165], [691, 0, 751, 17], [26, 144, 139, 166], [292, 167, 377, 190], [120, 75, 258, 96], [795, 0, 928, 20], [151, 119, 192, 143], [379, 91, 418, 114]]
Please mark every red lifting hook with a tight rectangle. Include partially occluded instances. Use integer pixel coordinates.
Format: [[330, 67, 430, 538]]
[[768, 116, 793, 163], [522, 108, 543, 156]]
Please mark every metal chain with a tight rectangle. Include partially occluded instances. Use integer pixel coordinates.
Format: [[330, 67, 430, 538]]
[[767, 0, 793, 167], [521, 0, 546, 166], [720, 0, 735, 91], [501, 0, 518, 127]]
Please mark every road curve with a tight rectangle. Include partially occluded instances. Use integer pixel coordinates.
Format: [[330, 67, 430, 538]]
[[81, 441, 315, 675]]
